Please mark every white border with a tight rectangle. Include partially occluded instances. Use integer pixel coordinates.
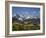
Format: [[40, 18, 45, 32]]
[[9, 4, 43, 34]]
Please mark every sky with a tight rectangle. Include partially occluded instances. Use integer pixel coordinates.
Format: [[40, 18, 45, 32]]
[[12, 7, 40, 18]]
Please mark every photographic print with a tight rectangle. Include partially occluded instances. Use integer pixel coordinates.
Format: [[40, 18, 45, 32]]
[[12, 7, 40, 31], [5, 1, 45, 37]]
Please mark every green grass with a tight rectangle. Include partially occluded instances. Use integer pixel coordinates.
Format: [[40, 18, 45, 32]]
[[12, 22, 40, 31]]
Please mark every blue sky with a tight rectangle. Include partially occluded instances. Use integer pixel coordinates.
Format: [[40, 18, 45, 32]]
[[12, 7, 40, 18]]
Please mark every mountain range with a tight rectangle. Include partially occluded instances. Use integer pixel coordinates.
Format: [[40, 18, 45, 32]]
[[12, 15, 40, 24]]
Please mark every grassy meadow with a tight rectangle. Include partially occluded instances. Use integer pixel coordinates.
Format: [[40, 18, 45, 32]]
[[12, 21, 40, 31]]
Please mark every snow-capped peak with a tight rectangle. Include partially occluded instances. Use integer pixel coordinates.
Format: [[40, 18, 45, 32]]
[[18, 17, 23, 21], [26, 16, 30, 19]]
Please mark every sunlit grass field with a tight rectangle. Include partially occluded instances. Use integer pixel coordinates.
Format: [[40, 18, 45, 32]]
[[12, 21, 40, 31]]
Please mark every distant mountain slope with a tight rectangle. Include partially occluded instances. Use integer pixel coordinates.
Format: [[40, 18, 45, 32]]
[[12, 15, 40, 24]]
